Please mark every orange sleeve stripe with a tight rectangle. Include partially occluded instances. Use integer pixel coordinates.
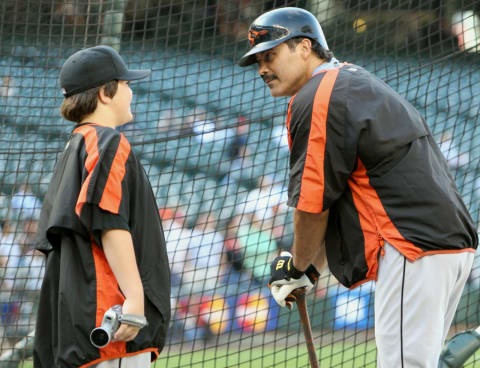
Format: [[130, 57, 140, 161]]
[[348, 159, 423, 263], [91, 240, 126, 360], [297, 69, 339, 213], [75, 125, 100, 216], [99, 134, 131, 214]]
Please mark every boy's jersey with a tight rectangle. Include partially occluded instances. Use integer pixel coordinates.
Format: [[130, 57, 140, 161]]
[[34, 123, 171, 367]]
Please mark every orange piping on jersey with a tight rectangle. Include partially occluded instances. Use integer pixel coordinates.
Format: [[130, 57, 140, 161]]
[[348, 159, 423, 262], [297, 68, 340, 213], [286, 95, 297, 152], [347, 163, 385, 281], [349, 276, 377, 290], [75, 125, 99, 216], [79, 347, 159, 368], [91, 240, 126, 360], [99, 134, 131, 214], [420, 248, 476, 257]]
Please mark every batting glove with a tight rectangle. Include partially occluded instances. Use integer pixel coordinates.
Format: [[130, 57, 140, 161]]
[[268, 251, 320, 309]]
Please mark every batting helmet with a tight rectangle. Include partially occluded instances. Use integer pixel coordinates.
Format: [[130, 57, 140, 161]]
[[238, 7, 329, 67]]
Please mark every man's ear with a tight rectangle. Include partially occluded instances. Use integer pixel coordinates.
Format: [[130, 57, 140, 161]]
[[97, 85, 112, 105], [299, 38, 313, 59]]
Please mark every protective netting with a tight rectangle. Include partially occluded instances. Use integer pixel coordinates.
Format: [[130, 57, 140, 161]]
[[0, 0, 479, 367]]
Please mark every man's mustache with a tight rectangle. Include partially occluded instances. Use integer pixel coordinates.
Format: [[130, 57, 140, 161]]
[[262, 75, 278, 84]]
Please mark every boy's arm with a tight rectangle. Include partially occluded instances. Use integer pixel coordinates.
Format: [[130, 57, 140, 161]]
[[101, 228, 144, 342]]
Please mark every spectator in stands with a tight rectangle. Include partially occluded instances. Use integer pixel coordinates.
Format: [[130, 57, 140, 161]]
[[235, 212, 278, 285], [157, 108, 183, 136], [53, 1, 86, 25], [0, 220, 21, 291], [11, 184, 42, 221], [160, 207, 191, 295], [222, 214, 265, 291], [237, 174, 289, 231], [187, 107, 231, 143], [187, 107, 216, 143], [1, 215, 44, 364], [271, 206, 294, 252], [271, 121, 289, 152], [224, 215, 244, 274], [227, 117, 249, 159], [0, 76, 16, 98], [221, 145, 254, 186], [438, 131, 470, 171], [0, 220, 22, 350], [159, 207, 192, 342], [16, 215, 44, 292], [162, 210, 225, 343], [185, 212, 225, 294], [216, 1, 251, 41]]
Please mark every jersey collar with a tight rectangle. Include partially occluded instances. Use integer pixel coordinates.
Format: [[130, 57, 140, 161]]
[[312, 57, 340, 76]]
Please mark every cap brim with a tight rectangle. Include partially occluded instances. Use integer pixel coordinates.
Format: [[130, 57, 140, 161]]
[[119, 69, 151, 81], [238, 39, 284, 67]]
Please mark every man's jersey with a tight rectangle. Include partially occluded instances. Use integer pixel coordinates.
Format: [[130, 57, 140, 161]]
[[286, 64, 478, 288], [34, 123, 171, 367]]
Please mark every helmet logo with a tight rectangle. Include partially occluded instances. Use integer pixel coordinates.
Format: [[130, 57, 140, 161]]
[[248, 29, 269, 46]]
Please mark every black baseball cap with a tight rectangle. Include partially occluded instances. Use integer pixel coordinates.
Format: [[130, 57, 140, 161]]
[[60, 45, 150, 97]]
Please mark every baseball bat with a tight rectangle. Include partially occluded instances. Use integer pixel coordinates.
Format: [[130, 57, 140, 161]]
[[292, 288, 320, 368]]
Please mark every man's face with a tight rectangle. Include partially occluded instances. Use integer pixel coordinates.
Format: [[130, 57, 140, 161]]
[[256, 42, 307, 97]]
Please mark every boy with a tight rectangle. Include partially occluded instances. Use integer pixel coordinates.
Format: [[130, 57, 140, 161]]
[[33, 45, 171, 367]]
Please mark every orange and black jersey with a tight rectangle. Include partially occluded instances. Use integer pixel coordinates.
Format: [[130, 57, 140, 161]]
[[287, 64, 478, 289], [34, 123, 170, 367]]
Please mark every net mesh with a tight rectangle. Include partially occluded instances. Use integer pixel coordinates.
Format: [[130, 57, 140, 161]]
[[0, 0, 479, 366]]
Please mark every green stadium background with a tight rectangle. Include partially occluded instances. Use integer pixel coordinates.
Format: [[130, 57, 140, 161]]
[[0, 0, 479, 367]]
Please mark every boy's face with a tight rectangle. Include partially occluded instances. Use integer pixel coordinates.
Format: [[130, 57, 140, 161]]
[[111, 80, 133, 126]]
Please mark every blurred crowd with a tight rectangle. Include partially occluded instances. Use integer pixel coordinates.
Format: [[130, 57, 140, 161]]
[[0, 185, 44, 354], [159, 165, 334, 342], [0, 124, 479, 351]]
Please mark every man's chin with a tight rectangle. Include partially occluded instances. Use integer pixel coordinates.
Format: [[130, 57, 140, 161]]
[[269, 88, 290, 98]]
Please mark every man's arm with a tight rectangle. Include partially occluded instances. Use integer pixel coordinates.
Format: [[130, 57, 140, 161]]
[[102, 229, 144, 342], [291, 208, 329, 272]]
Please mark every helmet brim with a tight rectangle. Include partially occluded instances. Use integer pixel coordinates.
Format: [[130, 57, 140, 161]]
[[237, 39, 285, 67]]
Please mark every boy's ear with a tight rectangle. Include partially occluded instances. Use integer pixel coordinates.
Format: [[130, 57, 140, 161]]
[[97, 85, 112, 105]]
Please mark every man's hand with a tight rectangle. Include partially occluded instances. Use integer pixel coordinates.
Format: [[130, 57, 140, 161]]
[[268, 251, 320, 309]]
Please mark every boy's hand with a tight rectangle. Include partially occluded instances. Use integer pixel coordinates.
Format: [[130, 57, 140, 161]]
[[113, 298, 144, 342]]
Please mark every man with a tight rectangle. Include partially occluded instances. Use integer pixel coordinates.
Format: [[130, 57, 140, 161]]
[[238, 7, 478, 368]]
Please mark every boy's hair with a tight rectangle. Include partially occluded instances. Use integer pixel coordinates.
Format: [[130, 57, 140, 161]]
[[60, 80, 118, 123], [285, 37, 334, 62]]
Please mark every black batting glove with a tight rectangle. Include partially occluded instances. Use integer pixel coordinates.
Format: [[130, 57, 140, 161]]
[[268, 251, 316, 309], [268, 253, 304, 286]]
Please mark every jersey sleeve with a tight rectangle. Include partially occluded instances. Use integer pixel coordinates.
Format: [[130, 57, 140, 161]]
[[287, 68, 356, 213], [74, 125, 132, 243]]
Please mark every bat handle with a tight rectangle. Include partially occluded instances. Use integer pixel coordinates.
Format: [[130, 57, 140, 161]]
[[292, 288, 320, 368]]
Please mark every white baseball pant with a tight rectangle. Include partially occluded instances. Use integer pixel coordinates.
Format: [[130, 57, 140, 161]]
[[375, 242, 474, 368]]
